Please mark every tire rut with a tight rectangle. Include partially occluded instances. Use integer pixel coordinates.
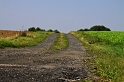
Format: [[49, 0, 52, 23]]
[[0, 33, 58, 64], [0, 33, 90, 82]]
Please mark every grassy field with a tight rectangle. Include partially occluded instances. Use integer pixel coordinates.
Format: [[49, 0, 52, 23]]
[[0, 31, 54, 48], [50, 33, 69, 50], [70, 31, 124, 82]]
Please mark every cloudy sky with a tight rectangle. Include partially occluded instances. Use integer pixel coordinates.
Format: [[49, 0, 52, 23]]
[[0, 0, 124, 33]]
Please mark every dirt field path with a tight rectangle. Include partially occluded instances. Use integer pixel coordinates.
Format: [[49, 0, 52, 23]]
[[0, 34, 90, 82]]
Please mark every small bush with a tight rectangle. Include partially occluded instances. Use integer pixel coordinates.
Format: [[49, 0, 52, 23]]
[[78, 29, 84, 31], [41, 29, 45, 31], [35, 27, 41, 31], [54, 30, 60, 33], [78, 25, 111, 31], [84, 28, 90, 31], [47, 29, 53, 32], [90, 25, 111, 31], [19, 31, 27, 37], [28, 27, 46, 32], [28, 27, 36, 32]]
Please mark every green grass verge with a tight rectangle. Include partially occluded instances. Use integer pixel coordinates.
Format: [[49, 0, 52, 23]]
[[0, 31, 54, 48], [70, 31, 124, 82], [50, 33, 69, 50]]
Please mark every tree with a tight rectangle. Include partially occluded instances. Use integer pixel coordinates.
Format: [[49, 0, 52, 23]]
[[47, 29, 53, 32], [90, 25, 111, 31], [78, 28, 90, 31], [78, 29, 84, 31], [35, 27, 41, 31], [41, 29, 45, 31], [28, 27, 35, 32], [54, 30, 60, 33], [83, 28, 90, 31]]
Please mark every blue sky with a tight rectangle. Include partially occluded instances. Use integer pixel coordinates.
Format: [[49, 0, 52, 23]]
[[0, 0, 124, 33]]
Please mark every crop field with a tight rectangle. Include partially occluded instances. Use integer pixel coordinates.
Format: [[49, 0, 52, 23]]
[[0, 30, 31, 37], [70, 31, 124, 81]]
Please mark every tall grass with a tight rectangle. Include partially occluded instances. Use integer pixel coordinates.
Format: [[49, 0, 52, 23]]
[[0, 31, 54, 48], [70, 31, 124, 82], [50, 33, 69, 50]]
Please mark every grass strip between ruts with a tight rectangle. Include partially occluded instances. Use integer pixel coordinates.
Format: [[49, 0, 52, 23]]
[[50, 33, 69, 50]]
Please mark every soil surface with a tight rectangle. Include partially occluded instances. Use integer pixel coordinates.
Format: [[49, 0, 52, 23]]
[[0, 33, 91, 82]]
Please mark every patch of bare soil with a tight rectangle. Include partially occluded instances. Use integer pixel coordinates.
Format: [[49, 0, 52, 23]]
[[0, 33, 92, 82]]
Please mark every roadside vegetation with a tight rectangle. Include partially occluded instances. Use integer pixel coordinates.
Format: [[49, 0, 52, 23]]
[[70, 31, 124, 82], [50, 33, 69, 50], [0, 31, 54, 48]]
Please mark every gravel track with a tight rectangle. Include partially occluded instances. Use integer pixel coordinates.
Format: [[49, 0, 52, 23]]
[[0, 33, 90, 82]]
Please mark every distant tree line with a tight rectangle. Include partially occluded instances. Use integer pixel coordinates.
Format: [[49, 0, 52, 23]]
[[28, 27, 60, 33], [78, 25, 111, 31]]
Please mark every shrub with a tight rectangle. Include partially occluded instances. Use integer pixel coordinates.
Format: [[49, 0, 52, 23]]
[[19, 31, 27, 37], [78, 29, 84, 31], [41, 29, 45, 31], [78, 25, 111, 32], [28, 27, 46, 32], [35, 27, 41, 31], [47, 29, 53, 32], [28, 27, 36, 32], [90, 25, 111, 31], [84, 28, 90, 31], [54, 30, 60, 33]]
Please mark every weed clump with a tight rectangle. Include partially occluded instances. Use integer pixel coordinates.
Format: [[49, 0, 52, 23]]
[[19, 31, 27, 37]]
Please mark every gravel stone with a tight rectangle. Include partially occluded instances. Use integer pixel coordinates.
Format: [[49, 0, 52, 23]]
[[0, 33, 90, 82]]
